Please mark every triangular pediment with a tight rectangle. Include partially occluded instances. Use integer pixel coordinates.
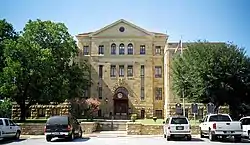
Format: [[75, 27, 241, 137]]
[[90, 19, 153, 37]]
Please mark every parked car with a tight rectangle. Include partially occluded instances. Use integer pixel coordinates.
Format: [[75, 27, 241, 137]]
[[239, 116, 250, 139], [0, 118, 21, 140], [44, 115, 82, 142], [199, 114, 243, 142], [163, 116, 192, 141]]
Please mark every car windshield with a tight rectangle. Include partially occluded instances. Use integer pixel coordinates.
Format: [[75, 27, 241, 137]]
[[46, 116, 68, 125], [209, 115, 231, 122], [171, 117, 188, 124]]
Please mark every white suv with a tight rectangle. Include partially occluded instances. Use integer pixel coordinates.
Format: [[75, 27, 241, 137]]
[[163, 116, 192, 141]]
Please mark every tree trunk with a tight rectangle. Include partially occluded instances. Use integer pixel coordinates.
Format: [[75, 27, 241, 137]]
[[19, 100, 26, 121], [214, 105, 219, 114]]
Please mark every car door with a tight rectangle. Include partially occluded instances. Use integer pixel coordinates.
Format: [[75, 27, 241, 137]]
[[8, 120, 17, 137], [200, 116, 208, 133], [3, 119, 11, 137]]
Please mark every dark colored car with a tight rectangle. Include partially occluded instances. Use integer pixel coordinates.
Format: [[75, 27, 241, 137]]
[[44, 115, 82, 142]]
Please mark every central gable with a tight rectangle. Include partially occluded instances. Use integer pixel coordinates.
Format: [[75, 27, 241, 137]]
[[90, 19, 153, 37]]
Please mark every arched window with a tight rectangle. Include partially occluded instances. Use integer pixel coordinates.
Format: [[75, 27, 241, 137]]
[[111, 43, 116, 55], [119, 43, 125, 55], [127, 43, 133, 55]]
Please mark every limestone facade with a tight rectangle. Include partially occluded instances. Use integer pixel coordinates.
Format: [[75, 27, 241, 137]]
[[76, 19, 167, 119]]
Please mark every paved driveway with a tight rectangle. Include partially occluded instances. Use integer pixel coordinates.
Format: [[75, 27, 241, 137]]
[[0, 136, 249, 145]]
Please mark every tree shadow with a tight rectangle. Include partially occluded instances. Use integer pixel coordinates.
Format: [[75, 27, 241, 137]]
[[51, 137, 90, 142], [0, 138, 26, 144], [171, 137, 204, 142]]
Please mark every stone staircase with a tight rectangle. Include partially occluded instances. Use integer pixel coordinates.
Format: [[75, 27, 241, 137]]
[[96, 120, 129, 131]]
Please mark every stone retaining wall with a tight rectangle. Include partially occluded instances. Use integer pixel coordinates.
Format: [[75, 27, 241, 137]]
[[126, 122, 200, 135], [18, 122, 97, 135]]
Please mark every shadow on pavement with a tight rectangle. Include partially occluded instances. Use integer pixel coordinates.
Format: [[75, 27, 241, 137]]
[[171, 138, 204, 142], [0, 139, 26, 144], [52, 137, 90, 142]]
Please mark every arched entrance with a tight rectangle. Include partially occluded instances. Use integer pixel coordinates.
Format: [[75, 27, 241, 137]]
[[113, 87, 129, 120]]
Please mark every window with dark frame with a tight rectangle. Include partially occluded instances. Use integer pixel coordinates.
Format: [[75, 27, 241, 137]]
[[119, 43, 125, 55], [127, 43, 133, 55], [155, 87, 162, 100], [98, 45, 104, 55], [83, 46, 89, 55], [140, 87, 145, 100], [141, 65, 145, 77], [99, 65, 103, 78], [111, 43, 116, 55], [155, 66, 162, 78], [98, 87, 102, 99], [155, 110, 163, 118], [155, 46, 161, 55], [119, 65, 125, 77], [127, 65, 133, 77], [140, 45, 146, 54], [110, 65, 116, 77]]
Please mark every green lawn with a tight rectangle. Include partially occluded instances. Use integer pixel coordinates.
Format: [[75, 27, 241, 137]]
[[136, 119, 200, 125]]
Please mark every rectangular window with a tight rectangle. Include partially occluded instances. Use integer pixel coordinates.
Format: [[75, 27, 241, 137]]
[[98, 87, 102, 99], [99, 65, 103, 78], [140, 87, 145, 100], [83, 46, 89, 55], [155, 46, 161, 55], [140, 45, 146, 54], [155, 110, 163, 119], [139, 45, 146, 54], [155, 66, 162, 78], [140, 65, 145, 77], [127, 65, 133, 77], [155, 87, 162, 100], [110, 65, 116, 77], [119, 65, 125, 77], [98, 45, 104, 55]]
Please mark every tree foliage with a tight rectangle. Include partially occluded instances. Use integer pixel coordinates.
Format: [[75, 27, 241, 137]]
[[0, 98, 12, 118], [171, 41, 250, 116], [0, 19, 90, 120]]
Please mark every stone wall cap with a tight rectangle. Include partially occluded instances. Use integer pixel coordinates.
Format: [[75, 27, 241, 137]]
[[80, 122, 97, 124], [126, 122, 142, 125]]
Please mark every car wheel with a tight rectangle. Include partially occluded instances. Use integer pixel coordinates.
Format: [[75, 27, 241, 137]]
[[46, 136, 52, 142], [167, 136, 171, 141], [15, 131, 21, 140], [209, 130, 216, 141], [163, 134, 166, 138], [187, 135, 192, 141], [69, 132, 75, 141], [199, 128, 205, 138], [234, 136, 241, 142], [248, 131, 250, 139]]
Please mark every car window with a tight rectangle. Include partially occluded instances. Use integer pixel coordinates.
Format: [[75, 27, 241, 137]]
[[208, 115, 231, 122], [171, 118, 188, 124], [46, 116, 69, 125], [203, 116, 208, 122], [9, 120, 15, 126], [4, 119, 9, 126], [241, 118, 250, 125], [0, 119, 3, 125]]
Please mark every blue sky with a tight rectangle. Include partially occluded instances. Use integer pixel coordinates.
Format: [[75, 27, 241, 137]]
[[1, 0, 250, 55]]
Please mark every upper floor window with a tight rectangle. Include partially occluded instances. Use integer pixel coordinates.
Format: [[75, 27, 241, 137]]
[[119, 65, 125, 77], [111, 43, 116, 55], [140, 65, 145, 77], [155, 66, 162, 78], [155, 46, 162, 55], [98, 45, 104, 55], [155, 87, 162, 100], [83, 46, 89, 55], [127, 65, 133, 77], [140, 45, 146, 55], [110, 65, 116, 77], [119, 43, 125, 55], [99, 65, 103, 78], [127, 43, 133, 55]]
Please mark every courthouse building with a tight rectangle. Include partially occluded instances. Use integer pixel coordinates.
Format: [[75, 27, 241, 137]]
[[76, 19, 182, 119]]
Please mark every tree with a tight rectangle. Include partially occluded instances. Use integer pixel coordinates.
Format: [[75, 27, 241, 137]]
[[0, 98, 12, 118], [0, 20, 90, 120], [171, 41, 250, 117], [84, 98, 101, 119]]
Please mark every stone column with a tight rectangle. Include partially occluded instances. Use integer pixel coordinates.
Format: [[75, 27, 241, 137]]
[[11, 102, 20, 120], [45, 106, 52, 118]]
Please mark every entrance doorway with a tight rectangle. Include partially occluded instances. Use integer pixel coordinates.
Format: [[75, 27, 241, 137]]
[[113, 87, 129, 120], [140, 109, 145, 119]]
